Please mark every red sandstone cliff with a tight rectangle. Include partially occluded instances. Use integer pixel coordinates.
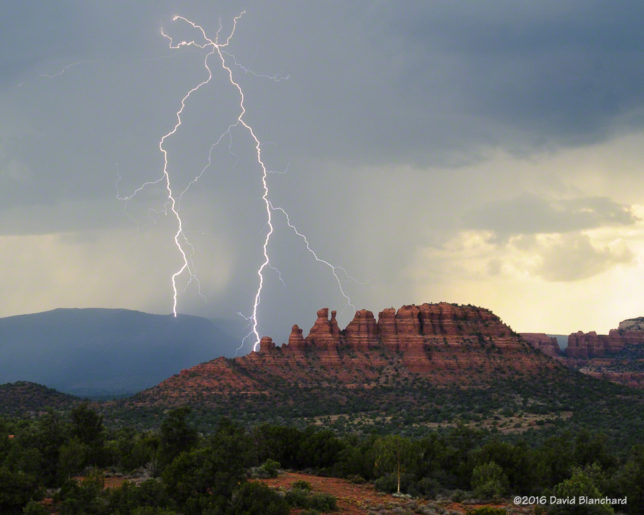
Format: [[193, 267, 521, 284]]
[[566, 329, 642, 359], [563, 319, 644, 388], [520, 333, 562, 358], [134, 303, 563, 407]]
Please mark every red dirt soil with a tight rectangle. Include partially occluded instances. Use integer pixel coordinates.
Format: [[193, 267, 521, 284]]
[[258, 471, 534, 514]]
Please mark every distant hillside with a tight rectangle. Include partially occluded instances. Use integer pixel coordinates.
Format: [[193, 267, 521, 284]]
[[0, 308, 239, 396], [0, 381, 80, 416]]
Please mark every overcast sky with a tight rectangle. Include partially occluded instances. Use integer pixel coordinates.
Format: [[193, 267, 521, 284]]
[[3, 1, 644, 348]]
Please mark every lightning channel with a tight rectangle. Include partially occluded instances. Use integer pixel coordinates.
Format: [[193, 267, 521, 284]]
[[117, 17, 218, 316], [147, 12, 273, 344], [270, 202, 356, 314], [40, 60, 86, 79], [124, 13, 358, 351]]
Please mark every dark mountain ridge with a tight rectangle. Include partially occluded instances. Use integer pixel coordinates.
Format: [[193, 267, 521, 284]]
[[0, 308, 240, 396]]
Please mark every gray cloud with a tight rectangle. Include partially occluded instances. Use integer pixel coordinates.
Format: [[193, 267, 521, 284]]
[[377, 1, 644, 155], [463, 194, 637, 238], [3, 1, 644, 340], [535, 233, 634, 282], [5, 0, 644, 188]]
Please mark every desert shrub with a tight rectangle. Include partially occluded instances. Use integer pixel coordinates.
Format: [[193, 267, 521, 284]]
[[22, 500, 49, 515], [284, 487, 337, 512], [408, 476, 440, 498], [0, 467, 41, 513], [256, 459, 280, 478], [230, 482, 289, 515], [467, 508, 507, 515], [374, 472, 414, 494], [450, 489, 467, 502], [56, 471, 105, 515], [285, 488, 309, 508], [549, 466, 614, 514], [308, 492, 337, 511], [292, 480, 312, 491], [108, 479, 171, 513], [471, 461, 509, 499]]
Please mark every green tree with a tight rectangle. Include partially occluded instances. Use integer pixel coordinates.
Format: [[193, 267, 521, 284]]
[[23, 500, 49, 515], [538, 433, 576, 488], [297, 428, 344, 470], [70, 404, 105, 467], [0, 466, 40, 514], [443, 423, 482, 488], [0, 420, 11, 462], [373, 435, 414, 494], [573, 431, 616, 471], [108, 479, 171, 514], [335, 434, 377, 480], [58, 438, 89, 479], [4, 446, 41, 480], [473, 440, 534, 494], [31, 411, 68, 486], [70, 404, 104, 447], [162, 423, 250, 511], [550, 466, 614, 515], [109, 428, 157, 472], [158, 408, 198, 471], [607, 445, 644, 515], [56, 470, 106, 515], [471, 461, 509, 499], [253, 424, 303, 469]]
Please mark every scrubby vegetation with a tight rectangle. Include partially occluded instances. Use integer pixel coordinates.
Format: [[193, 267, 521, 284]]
[[1, 404, 642, 514]]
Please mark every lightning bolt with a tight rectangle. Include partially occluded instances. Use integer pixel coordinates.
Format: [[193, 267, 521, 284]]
[[270, 202, 356, 314], [116, 16, 218, 316], [40, 61, 85, 79], [122, 12, 357, 351]]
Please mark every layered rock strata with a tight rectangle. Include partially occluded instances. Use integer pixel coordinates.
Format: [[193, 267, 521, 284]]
[[562, 318, 644, 388], [520, 333, 562, 358], [136, 303, 564, 406]]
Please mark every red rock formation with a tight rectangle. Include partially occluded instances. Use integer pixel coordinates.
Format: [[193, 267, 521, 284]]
[[304, 308, 341, 365], [134, 302, 570, 407], [128, 308, 644, 410], [566, 331, 627, 359], [259, 337, 276, 353], [305, 308, 341, 348], [287, 325, 306, 350], [562, 319, 644, 388], [520, 333, 561, 358], [344, 310, 378, 351], [618, 317, 644, 331], [377, 308, 399, 351]]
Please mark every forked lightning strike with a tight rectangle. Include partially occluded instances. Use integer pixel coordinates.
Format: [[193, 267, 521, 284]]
[[270, 203, 356, 313], [122, 12, 356, 351]]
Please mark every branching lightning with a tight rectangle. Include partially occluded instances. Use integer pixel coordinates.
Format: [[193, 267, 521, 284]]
[[121, 12, 358, 352], [40, 60, 86, 79], [270, 202, 356, 314]]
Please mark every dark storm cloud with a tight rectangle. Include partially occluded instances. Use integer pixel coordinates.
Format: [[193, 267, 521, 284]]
[[3, 1, 644, 336], [372, 1, 644, 155], [463, 194, 637, 238], [0, 3, 83, 82], [4, 0, 644, 215]]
